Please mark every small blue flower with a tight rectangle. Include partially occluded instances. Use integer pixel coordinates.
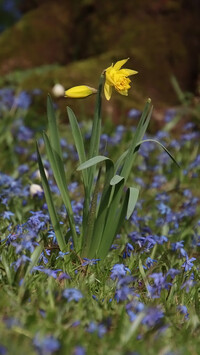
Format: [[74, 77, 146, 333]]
[[142, 307, 164, 327], [128, 108, 141, 119], [63, 288, 83, 302], [181, 257, 196, 272], [82, 258, 100, 266], [177, 305, 189, 319], [33, 334, 60, 354], [32, 266, 62, 279], [86, 321, 107, 338], [181, 276, 195, 292], [0, 345, 7, 355], [73, 346, 86, 355], [145, 257, 157, 269], [1, 211, 14, 220], [56, 251, 69, 260], [110, 264, 130, 280]]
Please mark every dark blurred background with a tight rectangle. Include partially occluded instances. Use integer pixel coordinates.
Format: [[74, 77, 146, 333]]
[[0, 0, 199, 122]]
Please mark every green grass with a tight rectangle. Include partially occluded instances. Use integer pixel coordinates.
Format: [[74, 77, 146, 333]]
[[0, 91, 200, 355]]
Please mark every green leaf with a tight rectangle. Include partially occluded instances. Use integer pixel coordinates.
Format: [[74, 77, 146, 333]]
[[88, 75, 104, 194], [97, 177, 125, 259], [77, 155, 111, 171], [47, 95, 65, 175], [110, 174, 124, 186], [36, 143, 66, 252], [89, 75, 104, 159], [120, 100, 153, 181], [114, 149, 128, 173], [67, 106, 88, 186], [24, 241, 44, 280], [42, 132, 79, 250], [126, 187, 139, 219], [138, 139, 180, 168]]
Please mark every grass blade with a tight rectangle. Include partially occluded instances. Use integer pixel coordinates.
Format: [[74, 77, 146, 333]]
[[120, 100, 152, 181], [77, 156, 111, 171], [138, 139, 180, 168], [126, 186, 139, 219], [36, 143, 66, 252], [97, 178, 125, 259], [42, 132, 79, 250], [67, 106, 88, 186]]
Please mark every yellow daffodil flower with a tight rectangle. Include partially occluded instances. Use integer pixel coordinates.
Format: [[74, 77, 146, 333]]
[[65, 85, 97, 98], [104, 58, 138, 101]]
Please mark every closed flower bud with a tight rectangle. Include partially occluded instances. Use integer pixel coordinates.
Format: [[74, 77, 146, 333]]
[[35, 168, 49, 180], [65, 85, 97, 98], [52, 83, 65, 97], [30, 183, 43, 197]]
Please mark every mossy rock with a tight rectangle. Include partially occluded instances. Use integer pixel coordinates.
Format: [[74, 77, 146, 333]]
[[0, 0, 199, 122]]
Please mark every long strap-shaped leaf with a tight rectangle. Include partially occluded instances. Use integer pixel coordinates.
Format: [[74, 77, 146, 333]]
[[78, 155, 114, 257], [67, 106, 88, 187], [88, 75, 104, 193], [97, 177, 125, 259], [67, 106, 90, 240], [36, 143, 66, 252], [120, 100, 152, 181], [87, 159, 114, 258], [42, 132, 79, 250], [137, 139, 180, 168], [47, 95, 65, 176]]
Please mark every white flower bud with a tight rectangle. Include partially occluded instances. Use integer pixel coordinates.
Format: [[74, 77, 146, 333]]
[[52, 83, 65, 97], [35, 168, 49, 180], [30, 184, 43, 197]]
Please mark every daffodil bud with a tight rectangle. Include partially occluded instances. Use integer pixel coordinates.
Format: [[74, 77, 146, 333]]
[[65, 85, 97, 98]]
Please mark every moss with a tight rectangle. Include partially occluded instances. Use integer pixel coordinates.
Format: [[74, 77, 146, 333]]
[[0, 1, 198, 121], [0, 2, 71, 74]]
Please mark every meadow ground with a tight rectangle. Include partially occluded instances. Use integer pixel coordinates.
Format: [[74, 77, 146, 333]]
[[0, 87, 200, 355]]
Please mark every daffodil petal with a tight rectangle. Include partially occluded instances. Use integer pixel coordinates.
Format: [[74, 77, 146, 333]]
[[113, 58, 129, 70], [118, 90, 128, 96], [104, 81, 112, 101], [120, 69, 138, 77]]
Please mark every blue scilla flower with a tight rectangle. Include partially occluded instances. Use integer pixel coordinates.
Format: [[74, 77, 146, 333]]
[[32, 266, 62, 279], [14, 91, 32, 110], [1, 211, 14, 220], [82, 258, 100, 266], [128, 108, 141, 119], [177, 305, 189, 320], [151, 175, 167, 189], [110, 263, 130, 280], [164, 108, 177, 123], [17, 125, 33, 142], [0, 88, 14, 112], [145, 257, 157, 269], [181, 273, 196, 293], [63, 288, 83, 302], [86, 321, 107, 338], [166, 268, 180, 279], [11, 255, 31, 271], [123, 243, 134, 258], [73, 346, 86, 355], [33, 334, 60, 355], [181, 257, 196, 272], [148, 273, 172, 299], [115, 285, 133, 302], [142, 307, 164, 327], [0, 344, 7, 355], [56, 251, 69, 260]]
